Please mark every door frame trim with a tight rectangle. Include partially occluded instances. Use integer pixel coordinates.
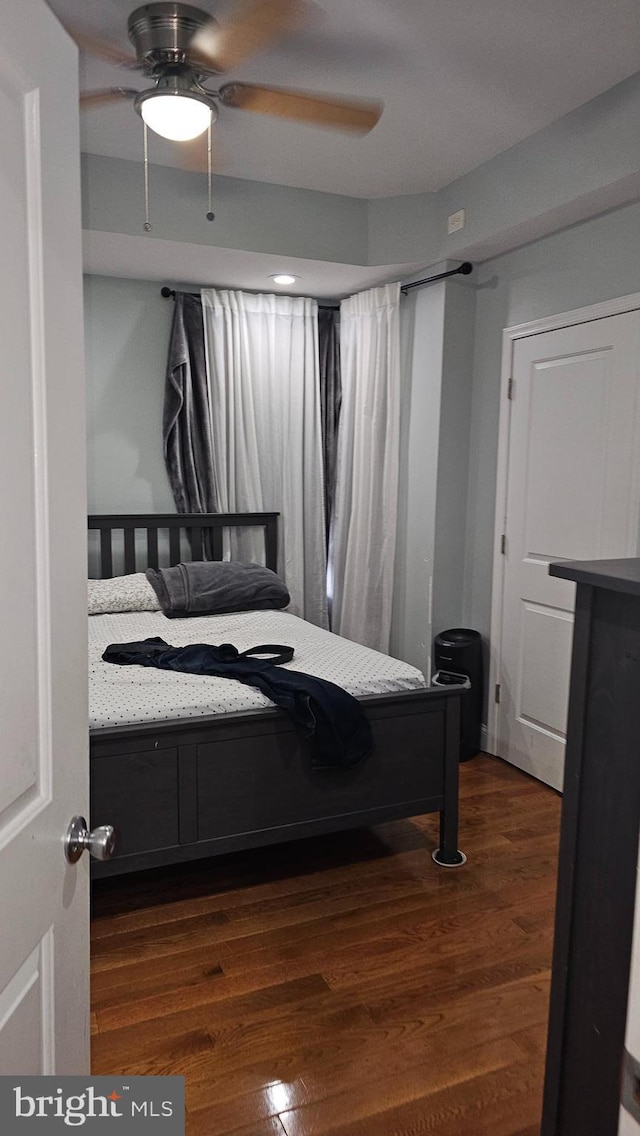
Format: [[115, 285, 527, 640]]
[[487, 289, 640, 755]]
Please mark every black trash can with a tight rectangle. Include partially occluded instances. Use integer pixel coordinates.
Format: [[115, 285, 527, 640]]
[[433, 628, 483, 762]]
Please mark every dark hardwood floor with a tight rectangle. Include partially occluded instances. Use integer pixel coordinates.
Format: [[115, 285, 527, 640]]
[[91, 754, 560, 1135]]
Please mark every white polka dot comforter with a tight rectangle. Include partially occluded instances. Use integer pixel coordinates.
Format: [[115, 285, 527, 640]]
[[89, 609, 427, 730]]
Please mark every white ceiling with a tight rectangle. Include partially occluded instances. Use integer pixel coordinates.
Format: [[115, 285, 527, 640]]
[[47, 0, 640, 199]]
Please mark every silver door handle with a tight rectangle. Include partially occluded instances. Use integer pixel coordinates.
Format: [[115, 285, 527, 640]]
[[64, 816, 116, 863]]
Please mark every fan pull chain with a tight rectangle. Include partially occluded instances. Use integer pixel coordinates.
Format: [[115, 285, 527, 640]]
[[206, 119, 215, 222], [143, 122, 152, 232]]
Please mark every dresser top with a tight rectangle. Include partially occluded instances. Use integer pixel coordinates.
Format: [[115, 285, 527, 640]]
[[550, 558, 640, 595]]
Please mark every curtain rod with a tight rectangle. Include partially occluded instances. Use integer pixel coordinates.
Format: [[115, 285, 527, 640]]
[[161, 265, 472, 307], [160, 287, 339, 311], [400, 261, 473, 295]]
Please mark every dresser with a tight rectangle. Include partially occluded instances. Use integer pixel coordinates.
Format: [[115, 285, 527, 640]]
[[542, 559, 640, 1136]]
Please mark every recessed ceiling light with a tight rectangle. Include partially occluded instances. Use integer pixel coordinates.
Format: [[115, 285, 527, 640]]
[[270, 273, 297, 286]]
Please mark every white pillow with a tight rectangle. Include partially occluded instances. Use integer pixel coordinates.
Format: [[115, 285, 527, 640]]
[[88, 573, 161, 615]]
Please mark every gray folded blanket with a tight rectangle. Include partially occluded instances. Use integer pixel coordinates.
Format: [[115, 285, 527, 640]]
[[145, 561, 290, 618]]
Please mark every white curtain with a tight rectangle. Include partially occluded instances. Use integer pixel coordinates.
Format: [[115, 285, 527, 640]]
[[201, 288, 328, 628], [330, 282, 401, 652]]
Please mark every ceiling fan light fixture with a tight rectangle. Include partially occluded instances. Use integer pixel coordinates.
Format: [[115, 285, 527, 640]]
[[136, 89, 213, 141]]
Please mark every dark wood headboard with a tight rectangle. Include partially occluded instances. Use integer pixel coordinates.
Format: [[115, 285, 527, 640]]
[[88, 512, 279, 578]]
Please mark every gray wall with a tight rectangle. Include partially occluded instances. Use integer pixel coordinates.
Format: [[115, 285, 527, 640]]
[[82, 154, 368, 265], [432, 278, 476, 641], [84, 275, 175, 513], [370, 72, 640, 268], [390, 276, 476, 677], [462, 197, 640, 680]]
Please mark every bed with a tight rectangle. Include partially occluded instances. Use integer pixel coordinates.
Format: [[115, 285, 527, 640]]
[[88, 512, 466, 877]]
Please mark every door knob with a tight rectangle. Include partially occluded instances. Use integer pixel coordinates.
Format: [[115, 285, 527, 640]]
[[64, 816, 116, 863]]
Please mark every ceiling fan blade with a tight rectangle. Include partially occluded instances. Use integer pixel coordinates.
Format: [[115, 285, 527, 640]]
[[219, 83, 383, 134], [80, 88, 139, 109], [192, 0, 311, 72], [67, 27, 139, 68]]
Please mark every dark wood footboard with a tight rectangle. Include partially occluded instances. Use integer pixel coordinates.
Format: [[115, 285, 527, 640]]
[[89, 686, 464, 878]]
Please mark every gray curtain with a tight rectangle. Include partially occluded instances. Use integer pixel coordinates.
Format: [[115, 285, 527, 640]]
[[318, 308, 341, 544], [163, 292, 218, 518]]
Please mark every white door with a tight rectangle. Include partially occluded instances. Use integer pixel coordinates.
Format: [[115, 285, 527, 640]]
[[497, 313, 640, 790], [0, 0, 89, 1072]]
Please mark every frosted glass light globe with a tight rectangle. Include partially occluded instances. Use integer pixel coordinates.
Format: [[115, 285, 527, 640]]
[[140, 94, 211, 141]]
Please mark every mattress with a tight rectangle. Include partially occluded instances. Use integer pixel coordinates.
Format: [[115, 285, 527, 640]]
[[89, 608, 427, 730]]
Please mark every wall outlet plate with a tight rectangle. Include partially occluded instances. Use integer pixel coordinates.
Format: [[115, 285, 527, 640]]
[[447, 209, 465, 234]]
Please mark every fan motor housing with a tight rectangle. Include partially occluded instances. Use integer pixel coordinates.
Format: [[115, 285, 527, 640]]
[[128, 3, 217, 68]]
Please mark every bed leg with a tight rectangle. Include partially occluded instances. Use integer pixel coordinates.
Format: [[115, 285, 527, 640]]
[[432, 692, 467, 867]]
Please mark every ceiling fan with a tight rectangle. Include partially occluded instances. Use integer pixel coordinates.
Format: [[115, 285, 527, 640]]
[[75, 0, 384, 143]]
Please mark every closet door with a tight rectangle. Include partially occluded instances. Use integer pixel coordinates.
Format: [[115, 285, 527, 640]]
[[496, 312, 640, 790], [0, 0, 89, 1072]]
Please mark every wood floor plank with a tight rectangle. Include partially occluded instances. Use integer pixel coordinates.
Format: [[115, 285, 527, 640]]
[[91, 824, 430, 922], [363, 968, 551, 1034], [96, 894, 518, 1030], [96, 1000, 376, 1080], [276, 1036, 522, 1136], [279, 1060, 542, 1136], [92, 975, 331, 1056], [91, 860, 456, 939], [185, 1015, 522, 1116], [93, 965, 228, 1024], [91, 909, 232, 971], [95, 957, 340, 1032], [184, 972, 550, 1114], [93, 882, 502, 975], [186, 1080, 309, 1135], [89, 839, 507, 999], [93, 875, 478, 966], [215, 891, 516, 974], [326, 934, 552, 1012], [320, 909, 529, 990], [511, 1020, 549, 1059], [91, 755, 559, 1136], [194, 1116, 286, 1136], [90, 841, 509, 941]]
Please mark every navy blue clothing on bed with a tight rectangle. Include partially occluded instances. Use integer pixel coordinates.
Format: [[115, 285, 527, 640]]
[[102, 637, 373, 770]]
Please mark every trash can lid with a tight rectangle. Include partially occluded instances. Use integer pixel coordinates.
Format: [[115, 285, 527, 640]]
[[436, 628, 481, 647]]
